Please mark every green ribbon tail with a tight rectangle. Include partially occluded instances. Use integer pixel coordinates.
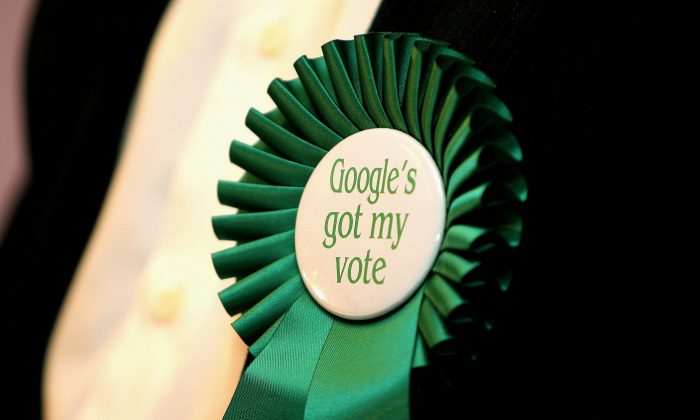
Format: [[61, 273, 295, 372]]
[[224, 290, 423, 419], [223, 293, 334, 419], [304, 290, 423, 419]]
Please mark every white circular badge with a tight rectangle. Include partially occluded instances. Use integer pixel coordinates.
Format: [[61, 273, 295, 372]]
[[295, 128, 446, 320]]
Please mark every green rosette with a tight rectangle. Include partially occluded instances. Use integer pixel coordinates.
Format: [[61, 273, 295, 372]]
[[212, 33, 526, 419]]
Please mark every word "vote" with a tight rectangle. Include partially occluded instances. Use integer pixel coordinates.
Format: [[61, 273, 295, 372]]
[[335, 249, 386, 284]]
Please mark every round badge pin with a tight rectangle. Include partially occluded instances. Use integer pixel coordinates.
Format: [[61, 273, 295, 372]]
[[295, 128, 446, 320]]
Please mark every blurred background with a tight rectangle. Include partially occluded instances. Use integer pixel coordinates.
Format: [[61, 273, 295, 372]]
[[1, 1, 691, 419], [2, 2, 175, 418]]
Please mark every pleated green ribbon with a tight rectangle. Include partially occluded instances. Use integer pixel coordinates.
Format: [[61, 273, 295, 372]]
[[212, 32, 526, 419], [224, 290, 423, 419]]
